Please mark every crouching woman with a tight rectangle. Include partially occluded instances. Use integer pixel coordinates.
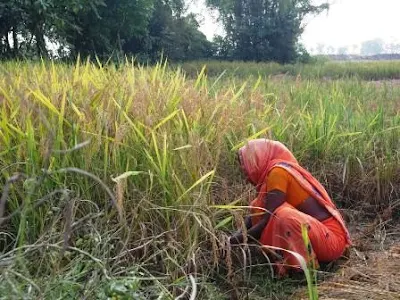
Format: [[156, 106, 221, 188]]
[[230, 139, 351, 276]]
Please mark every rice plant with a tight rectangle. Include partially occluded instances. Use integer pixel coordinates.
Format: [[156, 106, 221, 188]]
[[181, 60, 400, 80], [0, 59, 399, 298]]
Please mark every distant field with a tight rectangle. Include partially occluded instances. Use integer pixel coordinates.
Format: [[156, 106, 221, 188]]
[[1, 60, 400, 298], [181, 60, 400, 80]]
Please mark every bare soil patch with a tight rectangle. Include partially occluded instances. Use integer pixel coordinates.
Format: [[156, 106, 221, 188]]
[[369, 79, 400, 87], [296, 215, 400, 299]]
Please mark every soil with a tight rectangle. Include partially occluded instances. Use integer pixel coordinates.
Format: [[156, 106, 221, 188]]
[[296, 215, 400, 299]]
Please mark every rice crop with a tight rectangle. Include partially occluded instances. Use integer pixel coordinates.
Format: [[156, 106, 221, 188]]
[[1, 59, 399, 298], [181, 60, 400, 80]]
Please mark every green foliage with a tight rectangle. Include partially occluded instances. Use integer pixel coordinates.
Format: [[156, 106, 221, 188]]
[[0, 0, 212, 61], [1, 60, 400, 298], [65, 0, 154, 58], [206, 0, 329, 63], [301, 224, 319, 300], [360, 38, 385, 56], [125, 3, 212, 62], [0, 0, 331, 63], [0, 0, 105, 58], [180, 59, 400, 80], [103, 278, 146, 299]]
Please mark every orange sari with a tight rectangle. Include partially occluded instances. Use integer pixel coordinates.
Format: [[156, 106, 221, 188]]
[[238, 139, 351, 272]]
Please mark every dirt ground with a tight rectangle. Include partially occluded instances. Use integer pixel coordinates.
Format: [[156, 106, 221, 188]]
[[252, 77, 400, 299], [297, 212, 400, 300]]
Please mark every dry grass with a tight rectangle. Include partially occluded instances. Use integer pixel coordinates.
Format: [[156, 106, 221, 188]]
[[1, 59, 400, 298], [295, 215, 400, 300]]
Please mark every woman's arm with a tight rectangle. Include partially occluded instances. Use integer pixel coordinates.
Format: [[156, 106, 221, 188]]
[[244, 215, 252, 229], [230, 215, 252, 239], [230, 190, 286, 244]]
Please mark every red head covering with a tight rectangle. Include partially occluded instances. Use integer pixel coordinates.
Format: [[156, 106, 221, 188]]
[[238, 139, 298, 190], [238, 138, 352, 244]]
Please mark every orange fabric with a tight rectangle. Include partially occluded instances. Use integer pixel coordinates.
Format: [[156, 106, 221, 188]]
[[239, 138, 351, 246], [259, 202, 348, 272], [238, 139, 298, 189], [266, 167, 310, 207], [238, 138, 352, 272]]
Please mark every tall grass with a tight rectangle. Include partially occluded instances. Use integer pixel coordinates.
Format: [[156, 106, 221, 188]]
[[181, 60, 400, 80], [1, 59, 400, 298]]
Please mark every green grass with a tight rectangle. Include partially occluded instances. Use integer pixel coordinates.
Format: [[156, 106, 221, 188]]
[[181, 59, 400, 80], [1, 59, 400, 298]]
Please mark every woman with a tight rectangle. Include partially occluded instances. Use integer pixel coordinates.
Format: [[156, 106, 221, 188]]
[[229, 139, 351, 276]]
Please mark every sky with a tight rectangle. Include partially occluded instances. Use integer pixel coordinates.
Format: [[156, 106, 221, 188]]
[[190, 0, 400, 54]]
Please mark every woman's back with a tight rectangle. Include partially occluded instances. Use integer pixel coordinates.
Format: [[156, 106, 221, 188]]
[[266, 167, 332, 221]]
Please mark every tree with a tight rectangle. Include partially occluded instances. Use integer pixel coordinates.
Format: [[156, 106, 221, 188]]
[[326, 45, 335, 54], [123, 0, 212, 62], [0, 0, 105, 58], [360, 39, 384, 56], [337, 46, 349, 55], [206, 0, 329, 63], [64, 0, 154, 58], [0, 0, 211, 61], [386, 42, 400, 54], [0, 1, 27, 58]]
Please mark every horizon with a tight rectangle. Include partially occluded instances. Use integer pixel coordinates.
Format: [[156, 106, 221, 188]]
[[191, 0, 400, 55]]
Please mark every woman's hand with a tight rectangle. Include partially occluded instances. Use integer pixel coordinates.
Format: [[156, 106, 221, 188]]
[[229, 232, 244, 245], [228, 192, 284, 246]]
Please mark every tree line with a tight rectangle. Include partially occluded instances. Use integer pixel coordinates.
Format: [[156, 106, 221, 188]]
[[314, 39, 400, 56], [0, 0, 328, 63]]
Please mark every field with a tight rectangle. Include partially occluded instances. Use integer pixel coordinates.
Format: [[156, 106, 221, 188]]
[[1, 60, 400, 299]]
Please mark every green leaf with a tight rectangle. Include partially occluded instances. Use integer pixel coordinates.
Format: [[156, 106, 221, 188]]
[[112, 171, 145, 182], [215, 216, 233, 229]]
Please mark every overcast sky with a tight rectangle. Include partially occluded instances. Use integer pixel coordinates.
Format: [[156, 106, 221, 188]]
[[191, 0, 400, 53]]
